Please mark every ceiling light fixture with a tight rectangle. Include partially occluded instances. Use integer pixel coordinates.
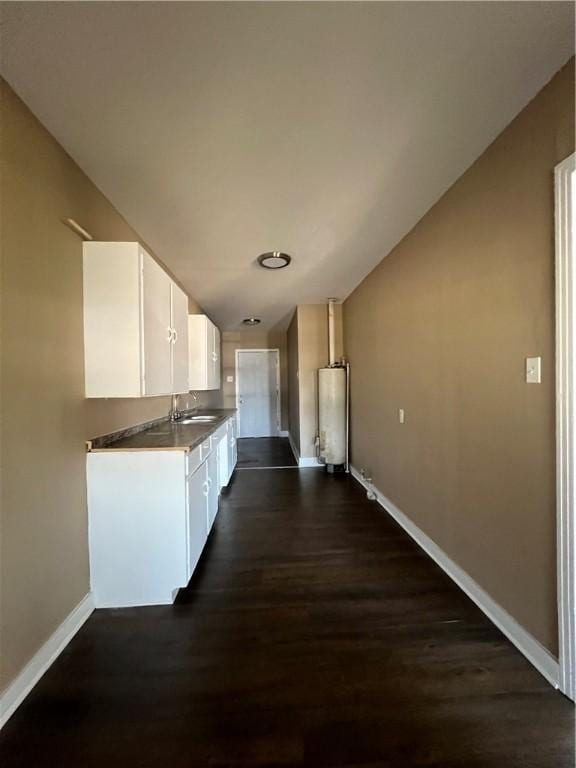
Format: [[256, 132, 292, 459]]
[[242, 317, 261, 326], [257, 251, 292, 269]]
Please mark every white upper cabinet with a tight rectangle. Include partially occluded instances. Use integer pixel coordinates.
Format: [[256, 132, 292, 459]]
[[83, 242, 190, 397], [188, 315, 221, 391]]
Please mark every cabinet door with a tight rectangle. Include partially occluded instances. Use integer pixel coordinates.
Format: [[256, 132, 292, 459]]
[[212, 325, 221, 390], [187, 463, 209, 580], [171, 284, 189, 394], [228, 432, 237, 481], [142, 252, 173, 396], [207, 451, 219, 531], [217, 435, 228, 490], [205, 320, 216, 390]]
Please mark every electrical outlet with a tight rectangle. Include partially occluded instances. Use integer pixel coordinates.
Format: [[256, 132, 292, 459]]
[[399, 408, 405, 424], [526, 357, 541, 384]]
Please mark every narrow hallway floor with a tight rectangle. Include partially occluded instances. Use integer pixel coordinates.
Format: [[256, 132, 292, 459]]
[[0, 469, 573, 767], [236, 436, 298, 468]]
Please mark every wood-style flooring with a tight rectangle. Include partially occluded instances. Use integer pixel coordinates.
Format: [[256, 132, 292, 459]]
[[0, 467, 573, 767], [236, 437, 298, 468]]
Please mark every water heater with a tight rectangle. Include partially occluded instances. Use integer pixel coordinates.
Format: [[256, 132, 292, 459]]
[[318, 366, 347, 470]]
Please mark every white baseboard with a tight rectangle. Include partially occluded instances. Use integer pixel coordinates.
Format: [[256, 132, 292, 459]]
[[0, 593, 95, 729], [279, 430, 289, 438], [299, 456, 322, 467], [349, 466, 560, 689], [287, 432, 322, 467]]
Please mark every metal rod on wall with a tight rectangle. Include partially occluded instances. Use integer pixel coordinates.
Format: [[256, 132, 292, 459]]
[[63, 218, 93, 241]]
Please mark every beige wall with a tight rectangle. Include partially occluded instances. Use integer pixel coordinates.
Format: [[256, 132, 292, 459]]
[[0, 80, 218, 691], [344, 60, 575, 655], [220, 330, 288, 431], [286, 304, 343, 459], [296, 306, 329, 459]]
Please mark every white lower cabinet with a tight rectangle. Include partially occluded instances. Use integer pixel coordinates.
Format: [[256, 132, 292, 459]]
[[87, 417, 237, 608]]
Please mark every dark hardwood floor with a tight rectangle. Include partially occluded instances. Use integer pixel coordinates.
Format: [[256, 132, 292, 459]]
[[1, 469, 573, 767], [236, 437, 298, 468]]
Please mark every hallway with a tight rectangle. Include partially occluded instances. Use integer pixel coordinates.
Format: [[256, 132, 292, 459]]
[[236, 437, 298, 469], [0, 469, 573, 767]]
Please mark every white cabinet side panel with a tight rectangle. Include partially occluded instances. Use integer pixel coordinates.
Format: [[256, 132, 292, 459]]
[[188, 315, 209, 390], [87, 451, 188, 607], [83, 242, 141, 397]]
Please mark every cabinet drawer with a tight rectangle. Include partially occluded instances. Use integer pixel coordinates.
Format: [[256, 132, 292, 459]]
[[212, 424, 227, 445], [187, 445, 202, 475], [200, 437, 212, 461]]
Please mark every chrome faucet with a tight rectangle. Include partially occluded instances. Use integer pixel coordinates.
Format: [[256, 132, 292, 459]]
[[169, 394, 182, 423]]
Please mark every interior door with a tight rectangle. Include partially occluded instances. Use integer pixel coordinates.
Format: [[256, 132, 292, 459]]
[[237, 351, 279, 438], [141, 252, 172, 396], [171, 284, 189, 393]]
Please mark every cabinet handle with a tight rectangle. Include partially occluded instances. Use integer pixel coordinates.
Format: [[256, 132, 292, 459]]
[[167, 327, 174, 342], [173, 329, 178, 343], [202, 480, 209, 496]]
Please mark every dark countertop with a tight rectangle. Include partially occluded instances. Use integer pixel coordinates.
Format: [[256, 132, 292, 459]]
[[88, 409, 237, 453]]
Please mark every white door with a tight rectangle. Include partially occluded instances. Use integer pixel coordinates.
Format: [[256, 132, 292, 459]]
[[236, 350, 279, 438], [171, 284, 189, 393], [187, 463, 208, 580], [141, 253, 172, 396]]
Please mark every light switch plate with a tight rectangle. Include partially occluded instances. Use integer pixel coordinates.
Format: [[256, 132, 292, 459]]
[[226, 375, 234, 383], [526, 357, 541, 384], [399, 408, 405, 424]]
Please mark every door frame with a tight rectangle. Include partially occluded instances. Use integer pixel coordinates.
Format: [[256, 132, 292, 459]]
[[235, 348, 281, 438], [555, 151, 575, 700]]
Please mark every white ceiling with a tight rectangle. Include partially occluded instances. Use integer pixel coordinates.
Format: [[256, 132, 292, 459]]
[[1, 2, 573, 330]]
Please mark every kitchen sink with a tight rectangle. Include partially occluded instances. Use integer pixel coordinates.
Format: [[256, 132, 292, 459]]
[[179, 415, 219, 424]]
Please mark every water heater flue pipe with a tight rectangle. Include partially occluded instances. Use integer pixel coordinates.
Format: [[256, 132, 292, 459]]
[[327, 298, 337, 366]]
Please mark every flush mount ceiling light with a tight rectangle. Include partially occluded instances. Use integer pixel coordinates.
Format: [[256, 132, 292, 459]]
[[257, 251, 292, 270], [242, 317, 261, 326]]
